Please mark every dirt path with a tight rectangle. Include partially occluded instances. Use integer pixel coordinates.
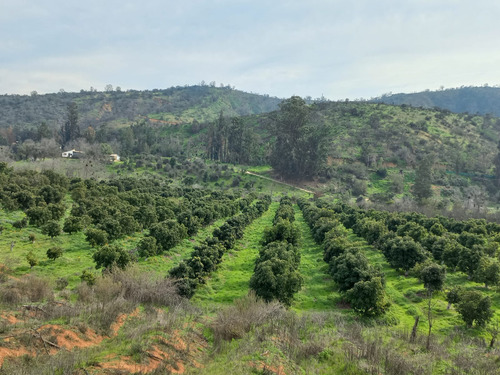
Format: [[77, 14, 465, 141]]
[[245, 171, 314, 194]]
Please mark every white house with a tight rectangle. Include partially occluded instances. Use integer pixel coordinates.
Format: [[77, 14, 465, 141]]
[[61, 149, 84, 158]]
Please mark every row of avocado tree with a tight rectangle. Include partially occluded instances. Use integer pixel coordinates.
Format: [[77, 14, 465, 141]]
[[250, 196, 302, 306], [169, 195, 272, 298], [91, 190, 256, 271], [328, 202, 500, 287], [321, 202, 494, 329], [298, 198, 389, 316]]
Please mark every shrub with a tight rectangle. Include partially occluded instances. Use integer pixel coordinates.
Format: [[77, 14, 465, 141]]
[[41, 220, 61, 238], [47, 246, 63, 261], [80, 270, 96, 286], [456, 290, 493, 328], [13, 217, 28, 229], [93, 244, 131, 270]]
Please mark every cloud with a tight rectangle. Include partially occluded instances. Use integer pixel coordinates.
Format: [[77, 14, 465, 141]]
[[2, 1, 500, 99]]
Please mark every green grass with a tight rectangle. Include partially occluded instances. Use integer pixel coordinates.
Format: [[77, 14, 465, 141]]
[[0, 219, 95, 288], [193, 202, 279, 308], [292, 205, 340, 311]]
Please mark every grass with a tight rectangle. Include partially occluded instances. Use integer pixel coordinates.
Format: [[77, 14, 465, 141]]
[[292, 205, 340, 311], [0, 213, 95, 288], [193, 202, 279, 308]]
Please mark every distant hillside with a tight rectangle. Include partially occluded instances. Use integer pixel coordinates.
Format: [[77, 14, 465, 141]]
[[373, 86, 500, 116], [0, 85, 282, 131], [230, 101, 500, 174]]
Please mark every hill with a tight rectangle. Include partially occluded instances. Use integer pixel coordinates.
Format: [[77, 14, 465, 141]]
[[373, 86, 500, 117], [0, 85, 281, 135], [215, 100, 500, 174]]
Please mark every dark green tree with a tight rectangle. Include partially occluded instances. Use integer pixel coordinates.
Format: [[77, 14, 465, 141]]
[[458, 245, 483, 278], [93, 244, 130, 270], [63, 216, 83, 234], [26, 206, 51, 227], [60, 102, 80, 148], [270, 96, 329, 179], [41, 220, 61, 238], [456, 290, 493, 328], [149, 220, 187, 253], [329, 249, 373, 292], [250, 254, 303, 306], [346, 277, 389, 316], [47, 246, 63, 261], [446, 286, 464, 309], [85, 228, 109, 247], [412, 156, 433, 203], [261, 219, 301, 246], [137, 236, 158, 257], [384, 236, 428, 272], [473, 257, 500, 289]]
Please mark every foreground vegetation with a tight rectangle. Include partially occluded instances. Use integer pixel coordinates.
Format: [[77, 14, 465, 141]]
[[0, 165, 500, 373]]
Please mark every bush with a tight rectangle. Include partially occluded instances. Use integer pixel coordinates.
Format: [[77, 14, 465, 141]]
[[456, 290, 493, 328], [47, 246, 63, 261], [41, 220, 61, 238], [85, 228, 109, 247], [80, 270, 96, 286], [93, 244, 131, 270], [12, 217, 28, 229], [211, 292, 285, 349], [137, 236, 158, 257]]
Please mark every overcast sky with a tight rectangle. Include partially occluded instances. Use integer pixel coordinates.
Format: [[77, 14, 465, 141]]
[[1, 0, 500, 100]]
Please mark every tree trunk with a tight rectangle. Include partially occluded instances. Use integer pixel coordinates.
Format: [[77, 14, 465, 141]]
[[426, 291, 433, 351], [410, 315, 419, 343]]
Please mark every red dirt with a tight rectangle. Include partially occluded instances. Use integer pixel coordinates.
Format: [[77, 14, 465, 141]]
[[0, 306, 207, 374], [100, 343, 186, 374], [110, 307, 140, 337], [250, 360, 287, 375], [0, 346, 31, 367], [38, 324, 104, 350], [1, 314, 20, 324]]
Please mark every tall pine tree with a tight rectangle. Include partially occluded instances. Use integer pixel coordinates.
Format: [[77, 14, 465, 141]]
[[60, 102, 80, 148], [412, 156, 433, 203]]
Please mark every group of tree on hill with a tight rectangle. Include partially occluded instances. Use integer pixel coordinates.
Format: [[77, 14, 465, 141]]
[[250, 196, 303, 305]]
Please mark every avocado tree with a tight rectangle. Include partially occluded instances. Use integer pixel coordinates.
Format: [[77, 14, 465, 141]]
[[420, 263, 446, 350], [93, 244, 130, 270], [456, 290, 493, 328], [345, 276, 389, 316]]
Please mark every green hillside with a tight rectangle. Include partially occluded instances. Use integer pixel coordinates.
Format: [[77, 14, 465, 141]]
[[373, 86, 500, 117], [0, 85, 281, 135]]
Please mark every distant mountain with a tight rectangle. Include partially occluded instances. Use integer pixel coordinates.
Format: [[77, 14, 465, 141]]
[[0, 85, 282, 131], [372, 86, 500, 117]]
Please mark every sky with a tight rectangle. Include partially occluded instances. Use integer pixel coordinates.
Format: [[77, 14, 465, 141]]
[[1, 0, 500, 100]]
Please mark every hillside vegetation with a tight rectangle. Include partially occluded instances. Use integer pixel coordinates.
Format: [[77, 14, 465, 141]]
[[374, 86, 500, 117], [0, 85, 281, 138]]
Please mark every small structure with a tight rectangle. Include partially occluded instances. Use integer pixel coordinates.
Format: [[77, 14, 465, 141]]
[[61, 149, 84, 159], [108, 154, 120, 162]]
